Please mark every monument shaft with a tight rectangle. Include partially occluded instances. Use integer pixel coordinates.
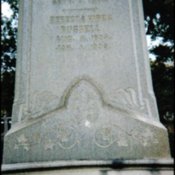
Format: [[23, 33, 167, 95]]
[[3, 0, 170, 164]]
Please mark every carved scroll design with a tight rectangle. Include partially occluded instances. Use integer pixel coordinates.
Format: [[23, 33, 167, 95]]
[[94, 124, 158, 148], [27, 76, 146, 120], [12, 77, 154, 152], [94, 124, 130, 148], [95, 126, 115, 148], [30, 91, 59, 118], [13, 124, 78, 151], [130, 128, 159, 147], [57, 125, 77, 149], [41, 125, 77, 150], [109, 88, 146, 113], [12, 125, 159, 152]]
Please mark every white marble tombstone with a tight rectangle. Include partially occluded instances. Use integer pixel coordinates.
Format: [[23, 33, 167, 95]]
[[3, 0, 170, 164]]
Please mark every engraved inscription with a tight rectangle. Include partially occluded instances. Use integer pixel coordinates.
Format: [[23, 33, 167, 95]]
[[52, 0, 109, 5], [59, 24, 100, 33], [50, 15, 86, 24], [50, 14, 112, 24], [50, 1, 113, 51]]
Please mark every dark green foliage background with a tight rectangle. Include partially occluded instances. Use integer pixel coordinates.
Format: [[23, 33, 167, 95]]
[[1, 0, 18, 116]]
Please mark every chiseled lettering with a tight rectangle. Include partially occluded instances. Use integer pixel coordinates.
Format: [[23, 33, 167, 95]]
[[56, 44, 72, 50], [92, 34, 111, 41], [57, 35, 73, 42], [91, 43, 109, 49], [52, 0, 109, 5], [52, 0, 61, 4], [50, 15, 87, 23], [88, 14, 112, 22], [60, 25, 100, 33], [50, 14, 112, 24]]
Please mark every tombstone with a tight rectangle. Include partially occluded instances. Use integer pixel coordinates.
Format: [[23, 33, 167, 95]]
[[2, 0, 171, 171]]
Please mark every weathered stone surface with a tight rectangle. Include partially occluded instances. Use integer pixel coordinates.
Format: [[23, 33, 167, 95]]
[[3, 80, 170, 162], [3, 0, 171, 164], [12, 0, 160, 123]]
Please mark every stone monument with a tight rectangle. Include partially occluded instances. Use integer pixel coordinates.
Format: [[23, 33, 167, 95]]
[[2, 0, 172, 174]]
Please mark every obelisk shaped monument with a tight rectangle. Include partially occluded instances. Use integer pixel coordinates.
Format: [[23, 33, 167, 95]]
[[3, 0, 170, 164]]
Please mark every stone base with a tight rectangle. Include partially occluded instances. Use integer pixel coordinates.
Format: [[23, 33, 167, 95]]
[[3, 81, 171, 163], [2, 160, 174, 175], [3, 117, 171, 163]]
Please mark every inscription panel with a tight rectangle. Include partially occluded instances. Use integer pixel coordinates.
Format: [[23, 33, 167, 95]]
[[50, 1, 113, 51]]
